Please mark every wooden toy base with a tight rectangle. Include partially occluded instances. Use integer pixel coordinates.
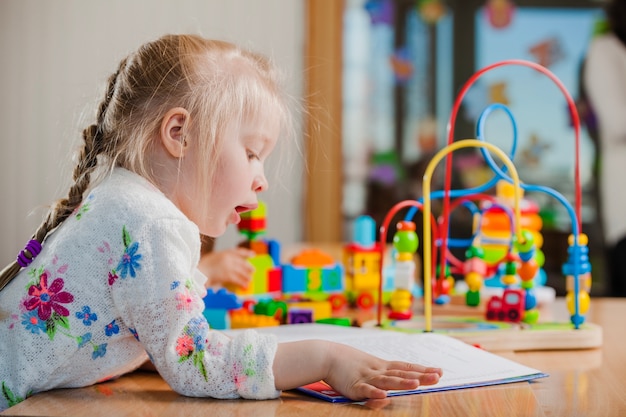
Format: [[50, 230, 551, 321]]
[[363, 317, 603, 352]]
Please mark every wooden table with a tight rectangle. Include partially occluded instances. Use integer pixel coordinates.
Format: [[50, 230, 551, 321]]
[[3, 298, 625, 417]]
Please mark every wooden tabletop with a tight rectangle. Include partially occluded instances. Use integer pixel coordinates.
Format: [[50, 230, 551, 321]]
[[3, 297, 626, 417]]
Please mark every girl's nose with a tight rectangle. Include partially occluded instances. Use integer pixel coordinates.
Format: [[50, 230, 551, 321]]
[[253, 174, 269, 193]]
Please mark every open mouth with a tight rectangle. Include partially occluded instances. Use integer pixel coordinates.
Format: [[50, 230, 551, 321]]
[[235, 203, 258, 215]]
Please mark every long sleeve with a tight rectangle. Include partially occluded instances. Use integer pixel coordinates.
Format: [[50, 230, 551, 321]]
[[108, 218, 280, 399]]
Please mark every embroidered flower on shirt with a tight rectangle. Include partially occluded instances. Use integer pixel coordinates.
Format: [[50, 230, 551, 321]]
[[176, 334, 195, 357], [187, 317, 208, 350], [175, 318, 209, 381], [104, 320, 119, 337], [76, 306, 98, 326], [1, 381, 30, 408], [92, 343, 107, 359], [21, 310, 47, 334], [74, 193, 94, 220], [129, 327, 140, 341], [23, 269, 74, 321], [233, 344, 258, 391], [16, 262, 107, 362], [173, 279, 200, 312], [233, 362, 248, 389], [77, 332, 92, 348], [108, 271, 119, 286], [19, 265, 75, 341], [115, 226, 142, 279], [242, 344, 258, 377], [98, 241, 115, 267], [175, 288, 197, 311], [74, 203, 91, 220], [7, 313, 19, 330]]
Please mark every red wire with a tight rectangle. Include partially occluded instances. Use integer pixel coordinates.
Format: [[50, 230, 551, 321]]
[[441, 59, 582, 283]]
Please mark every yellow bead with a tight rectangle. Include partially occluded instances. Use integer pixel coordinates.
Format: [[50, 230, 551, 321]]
[[465, 272, 483, 291], [568, 233, 588, 246], [566, 291, 590, 315], [390, 290, 411, 312], [395, 252, 413, 262], [501, 274, 517, 286]]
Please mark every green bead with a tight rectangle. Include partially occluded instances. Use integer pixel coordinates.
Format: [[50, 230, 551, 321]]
[[466, 290, 481, 307], [515, 230, 535, 253], [393, 230, 419, 253], [535, 249, 545, 267], [465, 245, 485, 259], [523, 309, 540, 324], [504, 262, 517, 275]]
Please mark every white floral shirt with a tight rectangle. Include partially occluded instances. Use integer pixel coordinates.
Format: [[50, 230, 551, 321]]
[[0, 168, 279, 411]]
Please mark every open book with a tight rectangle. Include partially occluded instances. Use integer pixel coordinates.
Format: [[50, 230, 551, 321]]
[[225, 323, 547, 403]]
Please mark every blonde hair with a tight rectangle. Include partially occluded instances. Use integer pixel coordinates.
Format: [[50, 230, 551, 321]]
[[0, 34, 292, 291]]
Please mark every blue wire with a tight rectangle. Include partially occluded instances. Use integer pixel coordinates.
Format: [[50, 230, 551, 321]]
[[405, 103, 518, 220]]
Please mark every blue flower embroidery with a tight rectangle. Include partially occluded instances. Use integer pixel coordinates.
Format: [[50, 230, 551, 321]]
[[22, 310, 47, 334], [188, 316, 208, 332], [129, 327, 140, 341], [116, 241, 142, 278], [92, 343, 107, 359], [78, 332, 92, 348], [76, 306, 98, 326], [105, 320, 119, 337], [194, 334, 206, 351]]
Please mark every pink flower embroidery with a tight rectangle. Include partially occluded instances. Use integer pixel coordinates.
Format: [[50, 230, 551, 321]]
[[233, 363, 247, 389], [175, 289, 197, 311], [176, 334, 195, 357], [24, 271, 74, 321], [108, 271, 119, 286]]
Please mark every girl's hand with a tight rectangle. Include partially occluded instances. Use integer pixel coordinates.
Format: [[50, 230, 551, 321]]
[[324, 342, 442, 400], [273, 340, 442, 401]]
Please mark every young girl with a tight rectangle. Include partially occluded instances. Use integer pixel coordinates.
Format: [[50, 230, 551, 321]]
[[0, 34, 442, 411]]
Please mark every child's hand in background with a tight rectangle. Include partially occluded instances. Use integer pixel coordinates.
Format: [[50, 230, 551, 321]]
[[198, 247, 255, 289]]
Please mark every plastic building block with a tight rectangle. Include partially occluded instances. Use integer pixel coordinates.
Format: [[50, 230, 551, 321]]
[[203, 288, 242, 310], [288, 308, 314, 324], [315, 317, 352, 326], [230, 309, 279, 329]]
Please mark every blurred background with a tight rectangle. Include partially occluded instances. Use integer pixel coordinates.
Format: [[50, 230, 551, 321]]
[[0, 0, 610, 294]]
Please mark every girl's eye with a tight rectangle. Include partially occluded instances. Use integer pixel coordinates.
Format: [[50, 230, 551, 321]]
[[247, 150, 260, 160]]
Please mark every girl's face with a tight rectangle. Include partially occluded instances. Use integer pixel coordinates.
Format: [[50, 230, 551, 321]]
[[198, 116, 279, 237]]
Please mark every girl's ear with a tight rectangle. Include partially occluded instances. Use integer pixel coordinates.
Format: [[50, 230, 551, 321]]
[[160, 107, 191, 158]]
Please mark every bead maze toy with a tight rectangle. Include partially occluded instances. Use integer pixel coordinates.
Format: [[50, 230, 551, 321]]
[[369, 59, 602, 351]]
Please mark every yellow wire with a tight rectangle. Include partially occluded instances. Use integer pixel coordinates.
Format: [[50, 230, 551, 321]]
[[422, 139, 523, 332]]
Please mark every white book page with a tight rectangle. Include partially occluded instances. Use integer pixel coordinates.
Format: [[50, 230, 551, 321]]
[[223, 323, 545, 391]]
